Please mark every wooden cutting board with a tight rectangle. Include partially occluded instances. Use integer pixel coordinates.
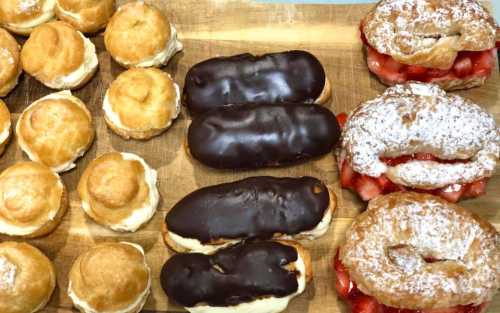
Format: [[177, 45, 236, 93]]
[[1, 1, 499, 312]]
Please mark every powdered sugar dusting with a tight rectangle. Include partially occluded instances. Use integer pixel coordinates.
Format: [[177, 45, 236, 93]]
[[339, 82, 499, 189], [0, 256, 16, 290], [0, 48, 15, 65], [18, 0, 39, 12], [341, 193, 500, 309]]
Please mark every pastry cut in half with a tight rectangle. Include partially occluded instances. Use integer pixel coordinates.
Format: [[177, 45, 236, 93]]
[[334, 192, 499, 313], [0, 241, 56, 313], [68, 242, 151, 313], [360, 0, 497, 90], [55, 0, 115, 33], [103, 68, 180, 140], [0, 0, 56, 36], [337, 82, 499, 202], [16, 90, 95, 173], [0, 28, 22, 97], [21, 21, 98, 90], [0, 99, 11, 156], [78, 152, 159, 232], [104, 1, 182, 68]]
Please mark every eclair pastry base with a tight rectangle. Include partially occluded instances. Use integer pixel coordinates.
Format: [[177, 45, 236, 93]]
[[55, 0, 115, 33], [0, 0, 56, 36]]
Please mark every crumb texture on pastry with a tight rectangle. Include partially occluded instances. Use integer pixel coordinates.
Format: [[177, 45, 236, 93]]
[[0, 28, 21, 96], [55, 0, 115, 33], [362, 0, 497, 69], [339, 82, 499, 189], [340, 192, 500, 310]]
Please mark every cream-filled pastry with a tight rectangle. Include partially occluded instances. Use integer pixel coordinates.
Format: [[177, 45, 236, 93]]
[[0, 99, 11, 156], [16, 90, 94, 173], [21, 21, 98, 89], [103, 68, 180, 140], [0, 162, 67, 238], [0, 241, 56, 313], [78, 152, 159, 232], [104, 1, 182, 68], [55, 0, 115, 33], [68, 242, 151, 313], [0, 0, 55, 36], [0, 28, 22, 97]]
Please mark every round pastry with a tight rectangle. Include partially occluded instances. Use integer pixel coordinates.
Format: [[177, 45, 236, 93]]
[[0, 162, 67, 238], [77, 152, 159, 232], [21, 21, 98, 90], [0, 28, 22, 97], [338, 82, 499, 202], [0, 0, 55, 36], [360, 0, 497, 90], [161, 240, 312, 313], [163, 176, 335, 254], [55, 0, 115, 33], [16, 90, 95, 173], [104, 1, 182, 68], [103, 68, 180, 140], [0, 99, 11, 156], [68, 242, 151, 313], [335, 192, 499, 313], [0, 241, 56, 313]]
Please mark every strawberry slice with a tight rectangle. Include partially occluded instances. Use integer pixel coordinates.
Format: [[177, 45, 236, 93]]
[[384, 57, 405, 73], [334, 251, 356, 299], [427, 68, 450, 78], [472, 49, 494, 76], [406, 65, 428, 80], [421, 307, 463, 313], [336, 112, 349, 129], [437, 184, 464, 203], [340, 161, 357, 189], [462, 179, 487, 198], [462, 303, 488, 313], [453, 56, 473, 78], [414, 153, 437, 161], [354, 175, 383, 201], [381, 155, 412, 166], [367, 46, 387, 76], [376, 175, 396, 193], [381, 306, 415, 313], [352, 295, 381, 313]]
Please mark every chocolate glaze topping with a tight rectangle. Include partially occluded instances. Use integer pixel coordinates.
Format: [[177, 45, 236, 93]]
[[187, 103, 341, 169], [183, 50, 326, 115], [160, 241, 300, 307], [166, 176, 330, 243]]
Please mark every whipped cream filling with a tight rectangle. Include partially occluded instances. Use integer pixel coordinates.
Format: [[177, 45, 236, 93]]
[[187, 253, 307, 313], [0, 119, 11, 145], [45, 32, 98, 89], [55, 1, 84, 22], [68, 242, 151, 313], [5, 0, 56, 31]]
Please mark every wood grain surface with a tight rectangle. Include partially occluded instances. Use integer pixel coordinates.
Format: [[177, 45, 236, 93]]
[[1, 1, 499, 312]]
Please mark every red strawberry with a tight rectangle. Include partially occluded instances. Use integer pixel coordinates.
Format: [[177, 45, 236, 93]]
[[367, 47, 387, 75], [421, 307, 463, 313], [462, 303, 488, 313], [352, 295, 381, 313], [333, 250, 356, 299], [381, 155, 412, 166], [427, 68, 450, 78], [462, 179, 487, 198], [384, 57, 405, 73], [381, 306, 415, 313], [376, 175, 394, 192], [453, 56, 473, 78], [354, 175, 383, 201], [472, 49, 494, 76], [437, 185, 464, 203], [340, 161, 357, 189], [406, 65, 428, 80], [414, 153, 437, 161], [336, 112, 349, 129]]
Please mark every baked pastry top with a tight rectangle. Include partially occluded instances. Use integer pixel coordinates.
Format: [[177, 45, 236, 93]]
[[0, 28, 22, 97], [0, 0, 56, 35], [55, 0, 115, 33]]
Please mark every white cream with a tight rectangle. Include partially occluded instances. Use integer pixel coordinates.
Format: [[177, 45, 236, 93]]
[[54, 0, 83, 22], [0, 120, 11, 145], [5, 0, 56, 31], [45, 32, 98, 89], [187, 254, 307, 313], [68, 242, 151, 313]]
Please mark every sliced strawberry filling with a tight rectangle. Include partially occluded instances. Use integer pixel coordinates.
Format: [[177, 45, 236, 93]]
[[334, 250, 487, 313]]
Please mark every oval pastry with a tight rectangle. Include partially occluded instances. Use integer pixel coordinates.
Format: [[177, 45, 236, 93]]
[[0, 162, 67, 238], [0, 241, 56, 313], [78, 152, 159, 232], [335, 192, 499, 312], [21, 21, 98, 90], [16, 90, 95, 173], [103, 68, 180, 140], [183, 50, 331, 115], [0, 0, 55, 36], [104, 1, 182, 68], [338, 82, 499, 202], [0, 28, 22, 97], [188, 103, 341, 169], [68, 242, 151, 313], [161, 241, 311, 313], [55, 0, 115, 33], [164, 176, 335, 253], [0, 99, 11, 156]]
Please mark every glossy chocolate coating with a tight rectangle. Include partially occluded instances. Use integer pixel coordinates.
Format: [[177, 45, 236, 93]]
[[183, 50, 326, 115], [160, 241, 299, 307], [166, 176, 330, 243], [187, 103, 341, 169]]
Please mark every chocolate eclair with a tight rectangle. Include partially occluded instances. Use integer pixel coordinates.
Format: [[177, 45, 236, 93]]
[[163, 176, 336, 253], [187, 103, 341, 169], [161, 240, 312, 313], [183, 50, 331, 115]]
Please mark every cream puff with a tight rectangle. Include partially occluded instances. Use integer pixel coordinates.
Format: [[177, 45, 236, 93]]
[[360, 0, 497, 90], [21, 21, 98, 89], [0, 241, 56, 313], [0, 162, 67, 238], [0, 0, 55, 36], [16, 90, 95, 173], [338, 82, 499, 202], [68, 242, 151, 313], [55, 0, 115, 33], [103, 68, 180, 140], [78, 152, 159, 232], [0, 99, 11, 156], [0, 28, 22, 97], [104, 1, 182, 68], [334, 192, 499, 313]]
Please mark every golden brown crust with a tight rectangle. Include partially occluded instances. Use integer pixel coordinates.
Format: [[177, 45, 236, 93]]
[[277, 240, 313, 283], [340, 192, 500, 310], [104, 2, 171, 67], [0, 241, 56, 313], [314, 77, 331, 105], [362, 0, 497, 69], [0, 28, 22, 97], [0, 0, 55, 36], [55, 0, 115, 33]]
